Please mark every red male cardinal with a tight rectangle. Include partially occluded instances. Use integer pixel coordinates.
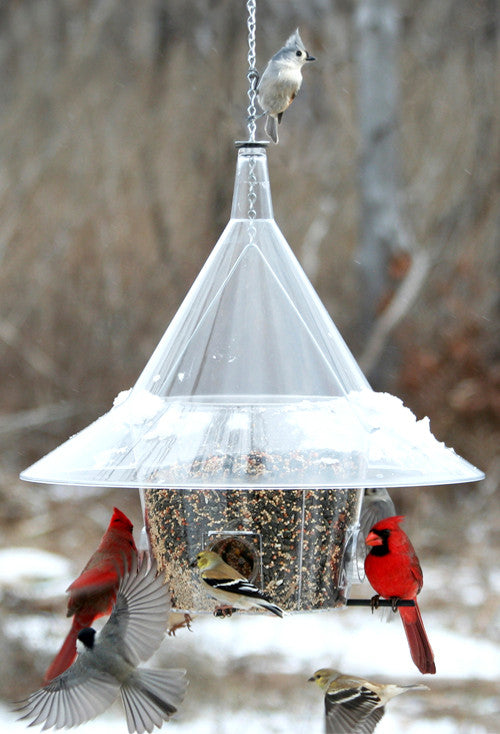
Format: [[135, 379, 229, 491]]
[[43, 507, 137, 683], [364, 515, 436, 675]]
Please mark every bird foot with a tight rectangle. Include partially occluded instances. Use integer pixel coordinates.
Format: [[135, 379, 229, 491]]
[[369, 594, 380, 613], [248, 112, 265, 122], [214, 605, 236, 618], [390, 597, 400, 613], [167, 613, 193, 636]]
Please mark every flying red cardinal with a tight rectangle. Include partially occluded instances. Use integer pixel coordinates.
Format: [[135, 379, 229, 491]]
[[43, 507, 137, 683], [364, 515, 436, 675]]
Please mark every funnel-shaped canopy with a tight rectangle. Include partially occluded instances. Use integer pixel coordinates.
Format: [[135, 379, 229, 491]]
[[21, 145, 484, 489]]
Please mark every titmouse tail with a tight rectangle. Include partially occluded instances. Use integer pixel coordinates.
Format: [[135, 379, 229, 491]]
[[121, 668, 188, 732], [265, 114, 278, 143]]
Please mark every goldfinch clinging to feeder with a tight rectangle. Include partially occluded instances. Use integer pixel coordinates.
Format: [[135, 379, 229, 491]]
[[193, 550, 284, 617], [257, 28, 315, 143], [308, 668, 429, 734]]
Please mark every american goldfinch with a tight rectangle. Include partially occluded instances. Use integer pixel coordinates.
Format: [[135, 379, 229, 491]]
[[308, 668, 429, 734], [16, 559, 188, 733], [193, 550, 284, 617], [359, 488, 396, 543], [257, 29, 315, 143]]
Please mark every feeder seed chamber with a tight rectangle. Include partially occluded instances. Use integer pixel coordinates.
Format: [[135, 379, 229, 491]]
[[20, 8, 484, 617]]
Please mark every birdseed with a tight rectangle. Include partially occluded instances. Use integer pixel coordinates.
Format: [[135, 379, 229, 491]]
[[144, 451, 362, 613]]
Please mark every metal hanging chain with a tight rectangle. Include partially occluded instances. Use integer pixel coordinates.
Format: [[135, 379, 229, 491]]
[[246, 0, 258, 143], [244, 0, 259, 241]]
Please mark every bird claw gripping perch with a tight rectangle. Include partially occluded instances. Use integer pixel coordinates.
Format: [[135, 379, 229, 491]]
[[391, 597, 400, 613], [214, 605, 236, 618], [370, 594, 380, 613]]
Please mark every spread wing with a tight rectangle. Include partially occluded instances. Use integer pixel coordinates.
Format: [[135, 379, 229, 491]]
[[355, 706, 385, 733], [325, 685, 382, 734], [15, 655, 119, 729], [98, 558, 170, 666]]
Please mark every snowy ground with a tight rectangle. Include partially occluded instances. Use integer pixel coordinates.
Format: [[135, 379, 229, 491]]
[[1, 547, 499, 733], [1, 703, 490, 734]]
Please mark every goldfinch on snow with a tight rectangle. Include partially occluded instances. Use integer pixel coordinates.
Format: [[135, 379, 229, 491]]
[[308, 668, 428, 734], [193, 550, 283, 617]]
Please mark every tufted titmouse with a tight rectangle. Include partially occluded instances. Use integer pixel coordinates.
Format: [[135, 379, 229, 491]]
[[343, 487, 396, 587], [257, 28, 315, 143], [16, 559, 187, 733], [359, 487, 396, 543]]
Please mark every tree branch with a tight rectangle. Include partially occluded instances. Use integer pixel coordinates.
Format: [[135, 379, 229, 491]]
[[358, 248, 431, 377]]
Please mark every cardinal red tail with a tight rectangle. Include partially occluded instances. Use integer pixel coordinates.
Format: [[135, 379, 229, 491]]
[[43, 616, 89, 683], [399, 601, 436, 674]]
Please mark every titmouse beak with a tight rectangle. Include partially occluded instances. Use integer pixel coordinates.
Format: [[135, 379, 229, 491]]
[[306, 52, 316, 62]]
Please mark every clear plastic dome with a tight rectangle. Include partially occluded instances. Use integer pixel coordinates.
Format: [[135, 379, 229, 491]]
[[20, 145, 483, 490]]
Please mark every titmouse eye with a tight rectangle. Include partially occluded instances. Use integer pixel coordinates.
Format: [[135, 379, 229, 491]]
[[296, 50, 302, 57]]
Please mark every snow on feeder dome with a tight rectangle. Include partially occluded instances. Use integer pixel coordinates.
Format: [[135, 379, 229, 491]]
[[20, 142, 484, 614]]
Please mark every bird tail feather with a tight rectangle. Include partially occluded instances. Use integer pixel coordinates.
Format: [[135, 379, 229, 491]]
[[400, 602, 436, 674], [43, 617, 84, 683], [259, 600, 284, 618], [265, 115, 278, 143], [121, 668, 188, 734]]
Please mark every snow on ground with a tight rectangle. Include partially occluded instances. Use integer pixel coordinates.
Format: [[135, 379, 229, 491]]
[[175, 607, 500, 681], [0, 700, 492, 734], [0, 548, 72, 597], [1, 547, 499, 733]]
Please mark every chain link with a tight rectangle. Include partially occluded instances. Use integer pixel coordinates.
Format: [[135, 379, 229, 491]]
[[246, 0, 258, 142], [245, 0, 258, 241]]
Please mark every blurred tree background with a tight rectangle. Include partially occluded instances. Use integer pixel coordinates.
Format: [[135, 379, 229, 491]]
[[0, 0, 498, 472], [0, 0, 498, 719]]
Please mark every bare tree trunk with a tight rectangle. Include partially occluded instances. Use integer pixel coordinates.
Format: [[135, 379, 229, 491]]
[[354, 0, 411, 387]]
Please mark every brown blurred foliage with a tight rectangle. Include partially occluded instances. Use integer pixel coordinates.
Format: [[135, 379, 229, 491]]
[[0, 0, 498, 485]]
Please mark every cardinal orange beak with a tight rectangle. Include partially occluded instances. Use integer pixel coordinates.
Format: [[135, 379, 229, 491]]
[[365, 530, 383, 546]]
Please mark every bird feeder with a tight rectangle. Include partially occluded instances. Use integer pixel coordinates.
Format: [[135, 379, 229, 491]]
[[20, 140, 484, 613], [20, 8, 484, 616]]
